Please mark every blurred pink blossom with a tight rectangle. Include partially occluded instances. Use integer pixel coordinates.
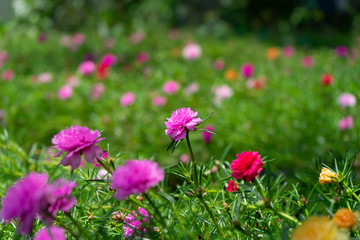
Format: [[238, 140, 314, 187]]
[[104, 38, 115, 48], [66, 76, 79, 87], [214, 59, 225, 70], [73, 33, 86, 46], [58, 85, 73, 100], [59, 35, 72, 47], [338, 93, 356, 108], [184, 82, 199, 95], [301, 56, 314, 67], [246, 77, 266, 90], [335, 46, 348, 57], [202, 125, 214, 143], [152, 96, 166, 106], [163, 80, 180, 94], [91, 83, 105, 99], [34, 226, 65, 240], [240, 63, 254, 78], [38, 33, 47, 43], [129, 32, 145, 45], [1, 70, 14, 81], [100, 54, 117, 67], [182, 43, 202, 60], [120, 92, 135, 107], [38, 73, 52, 83], [339, 116, 353, 130], [0, 50, 9, 64], [213, 85, 233, 105], [282, 46, 295, 57], [136, 52, 149, 63], [180, 154, 190, 164], [78, 61, 96, 76]]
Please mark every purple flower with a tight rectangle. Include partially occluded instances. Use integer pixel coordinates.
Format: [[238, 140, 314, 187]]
[[164, 107, 202, 141], [1, 173, 77, 235], [100, 54, 117, 68], [34, 226, 66, 240], [335, 46, 348, 57], [338, 93, 356, 108], [111, 160, 165, 201], [240, 63, 254, 78], [123, 208, 151, 238], [52, 126, 105, 170], [136, 52, 149, 63]]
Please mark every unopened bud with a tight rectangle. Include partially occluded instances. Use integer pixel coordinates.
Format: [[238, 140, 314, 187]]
[[211, 166, 219, 174], [197, 187, 204, 195], [215, 160, 220, 166], [222, 201, 230, 211], [88, 213, 94, 220], [111, 211, 124, 222], [204, 170, 211, 176], [136, 195, 144, 202], [300, 196, 307, 205]]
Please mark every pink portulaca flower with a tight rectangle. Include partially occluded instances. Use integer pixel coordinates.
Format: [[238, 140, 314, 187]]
[[34, 226, 66, 240], [214, 60, 225, 70], [1, 172, 76, 235], [182, 43, 202, 60], [111, 160, 165, 201], [1, 69, 14, 81], [123, 208, 152, 238], [339, 116, 354, 130], [202, 125, 214, 143], [52, 125, 105, 170], [120, 92, 135, 107], [163, 80, 179, 94], [335, 46, 348, 57], [78, 61, 96, 76], [226, 180, 238, 192], [180, 154, 190, 164], [58, 85, 73, 100], [152, 96, 166, 106], [338, 93, 356, 108], [72, 33, 86, 46], [282, 46, 295, 57], [91, 83, 105, 99], [100, 54, 117, 68], [230, 151, 264, 182], [129, 32, 145, 45], [184, 82, 200, 95], [38, 73, 52, 83], [165, 107, 202, 141], [301, 56, 314, 68], [213, 85, 233, 105], [240, 63, 254, 78], [0, 50, 9, 64], [136, 52, 149, 63]]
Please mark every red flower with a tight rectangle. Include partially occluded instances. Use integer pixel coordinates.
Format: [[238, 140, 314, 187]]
[[230, 151, 264, 182], [226, 180, 238, 192], [321, 73, 333, 86]]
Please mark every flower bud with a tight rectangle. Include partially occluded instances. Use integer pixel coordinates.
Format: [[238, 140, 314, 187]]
[[136, 195, 144, 202], [222, 201, 230, 211], [319, 167, 338, 185], [111, 211, 124, 222]]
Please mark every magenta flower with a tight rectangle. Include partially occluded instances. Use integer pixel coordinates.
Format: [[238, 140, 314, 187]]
[[282, 46, 295, 57], [91, 83, 105, 99], [339, 116, 354, 130], [78, 61, 96, 76], [182, 43, 202, 60], [120, 92, 135, 107], [58, 85, 73, 100], [1, 69, 14, 81], [1, 173, 77, 235], [202, 125, 214, 143], [338, 93, 356, 108], [164, 107, 202, 141], [52, 125, 105, 170], [335, 46, 348, 57], [163, 80, 180, 94], [34, 226, 66, 240], [301, 56, 314, 67], [230, 151, 264, 182], [240, 63, 254, 78], [136, 52, 149, 63], [152, 96, 166, 106], [123, 208, 151, 238], [100, 53, 117, 68], [226, 180, 238, 192], [111, 160, 165, 201]]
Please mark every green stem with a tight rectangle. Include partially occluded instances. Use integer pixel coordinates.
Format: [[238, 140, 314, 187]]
[[270, 207, 301, 225], [65, 212, 92, 239], [198, 196, 225, 237], [97, 159, 113, 175], [343, 182, 360, 204], [185, 132, 195, 162], [144, 193, 168, 232]]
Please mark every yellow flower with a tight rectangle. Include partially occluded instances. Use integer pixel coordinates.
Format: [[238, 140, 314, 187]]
[[333, 208, 357, 229], [291, 216, 349, 240], [266, 47, 279, 60], [319, 167, 338, 185], [224, 69, 237, 81]]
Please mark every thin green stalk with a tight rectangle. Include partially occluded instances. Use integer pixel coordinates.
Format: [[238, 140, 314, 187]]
[[97, 159, 113, 175], [343, 182, 360, 204], [185, 132, 195, 162], [64, 212, 92, 239], [185, 132, 199, 189], [198, 196, 225, 237], [270, 207, 301, 225], [143, 194, 168, 231]]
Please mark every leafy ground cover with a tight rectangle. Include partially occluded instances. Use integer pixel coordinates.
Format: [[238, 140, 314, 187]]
[[1, 24, 360, 239]]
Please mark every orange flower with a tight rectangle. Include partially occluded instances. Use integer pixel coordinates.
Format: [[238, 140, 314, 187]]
[[333, 208, 357, 229], [224, 69, 237, 81], [319, 167, 338, 185], [291, 216, 348, 240], [266, 47, 279, 60]]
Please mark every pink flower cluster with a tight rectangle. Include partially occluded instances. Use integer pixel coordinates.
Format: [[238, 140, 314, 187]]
[[52, 125, 105, 170], [34, 226, 66, 240], [1, 172, 76, 234], [123, 208, 151, 238], [230, 151, 264, 182], [111, 160, 165, 201], [165, 107, 202, 141], [338, 93, 356, 108], [182, 43, 202, 60]]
